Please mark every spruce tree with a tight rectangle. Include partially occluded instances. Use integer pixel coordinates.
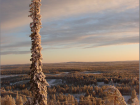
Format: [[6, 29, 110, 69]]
[[28, 0, 49, 104], [22, 95, 27, 103], [131, 89, 137, 99], [1, 95, 16, 105]]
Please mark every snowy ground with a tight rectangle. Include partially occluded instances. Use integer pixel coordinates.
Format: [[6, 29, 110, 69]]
[[97, 82, 118, 87], [123, 95, 139, 105], [0, 74, 27, 79], [123, 95, 131, 105], [81, 71, 102, 74], [47, 79, 62, 86], [2, 72, 139, 104], [64, 93, 85, 102], [11, 80, 30, 85], [9, 79, 62, 87], [1, 71, 100, 79], [45, 73, 61, 76], [0, 72, 69, 79], [9, 78, 63, 88]]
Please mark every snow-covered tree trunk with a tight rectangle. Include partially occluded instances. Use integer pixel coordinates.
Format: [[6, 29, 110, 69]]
[[28, 0, 49, 105]]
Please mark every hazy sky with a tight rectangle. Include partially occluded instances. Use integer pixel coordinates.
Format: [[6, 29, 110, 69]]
[[1, 0, 139, 65]]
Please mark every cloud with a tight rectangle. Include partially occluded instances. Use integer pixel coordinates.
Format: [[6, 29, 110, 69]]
[[41, 0, 138, 19], [39, 7, 139, 47], [1, 0, 138, 30], [1, 41, 31, 51], [1, 51, 30, 55], [1, 0, 31, 30], [1, 0, 139, 55], [83, 35, 139, 48], [1, 35, 15, 45], [40, 31, 139, 49]]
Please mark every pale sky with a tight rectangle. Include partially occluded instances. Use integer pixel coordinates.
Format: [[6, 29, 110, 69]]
[[1, 0, 139, 65]]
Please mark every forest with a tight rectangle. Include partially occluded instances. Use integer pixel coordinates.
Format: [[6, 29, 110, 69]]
[[0, 61, 139, 105]]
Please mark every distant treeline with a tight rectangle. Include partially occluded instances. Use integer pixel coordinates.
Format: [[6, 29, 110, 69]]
[[1, 61, 139, 75]]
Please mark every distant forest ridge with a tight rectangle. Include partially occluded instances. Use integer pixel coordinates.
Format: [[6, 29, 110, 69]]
[[1, 61, 139, 76], [1, 60, 139, 66]]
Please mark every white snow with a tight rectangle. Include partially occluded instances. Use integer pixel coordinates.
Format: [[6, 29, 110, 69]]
[[123, 95, 131, 103], [0, 74, 27, 79], [11, 80, 30, 85], [64, 93, 85, 102], [123, 95, 139, 105], [47, 79, 62, 86], [81, 71, 102, 74]]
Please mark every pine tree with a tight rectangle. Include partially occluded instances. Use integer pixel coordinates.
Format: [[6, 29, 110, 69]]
[[28, 0, 49, 105], [22, 95, 27, 103], [127, 89, 139, 105], [16, 92, 23, 105], [96, 98, 102, 105], [0, 96, 1, 105], [94, 86, 99, 95], [1, 95, 16, 105], [79, 95, 84, 105], [16, 91, 23, 105], [85, 90, 90, 96], [131, 89, 137, 99]]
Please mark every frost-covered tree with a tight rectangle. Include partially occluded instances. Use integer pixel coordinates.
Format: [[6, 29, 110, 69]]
[[22, 95, 27, 103], [0, 96, 1, 105], [103, 86, 127, 105], [28, 0, 49, 105], [16, 92, 23, 105], [1, 95, 16, 105], [131, 89, 137, 99], [127, 89, 139, 105]]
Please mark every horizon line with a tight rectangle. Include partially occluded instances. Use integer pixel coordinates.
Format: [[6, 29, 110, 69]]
[[1, 60, 139, 66]]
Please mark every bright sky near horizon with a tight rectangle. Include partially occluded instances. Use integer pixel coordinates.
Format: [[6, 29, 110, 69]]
[[1, 0, 139, 65]]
